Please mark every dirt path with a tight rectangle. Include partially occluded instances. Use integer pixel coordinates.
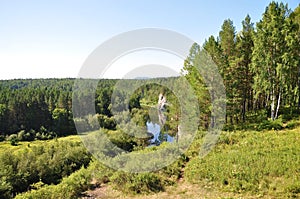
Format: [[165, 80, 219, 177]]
[[81, 179, 263, 199]]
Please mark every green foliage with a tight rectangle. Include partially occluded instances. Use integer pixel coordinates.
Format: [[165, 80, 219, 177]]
[[251, 2, 299, 120], [97, 114, 116, 129], [15, 166, 91, 199], [185, 130, 300, 197], [1, 2, 300, 199], [0, 135, 5, 142], [285, 181, 300, 198], [52, 108, 75, 136], [111, 172, 164, 194], [7, 134, 19, 146], [257, 118, 283, 131], [285, 119, 300, 129], [105, 130, 137, 152], [0, 138, 91, 198], [159, 154, 187, 182]]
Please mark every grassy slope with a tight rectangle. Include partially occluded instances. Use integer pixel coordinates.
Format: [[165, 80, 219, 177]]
[[84, 127, 300, 199], [185, 129, 300, 198], [8, 127, 300, 198]]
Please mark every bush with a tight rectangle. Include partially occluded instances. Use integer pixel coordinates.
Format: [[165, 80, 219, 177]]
[[97, 114, 116, 130], [257, 118, 283, 131], [89, 159, 114, 184], [15, 166, 91, 199], [111, 172, 164, 194], [17, 130, 35, 141], [0, 139, 92, 198], [7, 134, 19, 146], [107, 130, 136, 152], [35, 131, 56, 140], [0, 134, 5, 142], [285, 120, 300, 129], [286, 181, 300, 196]]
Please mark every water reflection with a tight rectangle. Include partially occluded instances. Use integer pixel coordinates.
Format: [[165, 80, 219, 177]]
[[146, 121, 174, 146], [146, 93, 175, 146]]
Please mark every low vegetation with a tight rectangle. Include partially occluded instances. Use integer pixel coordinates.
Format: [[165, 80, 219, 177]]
[[0, 137, 91, 198], [185, 129, 300, 198], [6, 125, 299, 199]]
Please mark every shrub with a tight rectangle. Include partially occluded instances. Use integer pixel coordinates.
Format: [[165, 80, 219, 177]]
[[257, 118, 283, 131], [7, 134, 19, 146], [129, 173, 164, 194], [0, 134, 5, 142], [286, 181, 300, 196], [0, 139, 92, 198], [110, 172, 164, 194], [285, 120, 300, 129], [15, 166, 91, 199]]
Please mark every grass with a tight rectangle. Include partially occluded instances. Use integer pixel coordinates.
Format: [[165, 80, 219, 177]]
[[185, 128, 300, 198], [4, 126, 300, 198], [92, 126, 300, 198], [0, 135, 80, 152]]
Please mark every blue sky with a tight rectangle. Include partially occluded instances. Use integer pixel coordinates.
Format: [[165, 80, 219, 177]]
[[0, 0, 299, 79]]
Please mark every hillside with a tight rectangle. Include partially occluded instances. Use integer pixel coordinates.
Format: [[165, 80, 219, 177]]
[[5, 126, 299, 199]]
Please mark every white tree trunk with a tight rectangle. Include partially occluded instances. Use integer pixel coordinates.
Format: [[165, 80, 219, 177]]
[[270, 90, 275, 121], [275, 92, 281, 119]]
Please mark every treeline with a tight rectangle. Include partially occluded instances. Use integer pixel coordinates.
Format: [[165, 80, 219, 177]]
[[183, 2, 300, 125], [0, 78, 117, 139]]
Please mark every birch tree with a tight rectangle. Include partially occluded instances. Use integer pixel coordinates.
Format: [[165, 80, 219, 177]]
[[251, 2, 298, 120]]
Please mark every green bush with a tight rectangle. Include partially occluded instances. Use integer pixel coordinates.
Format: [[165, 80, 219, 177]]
[[15, 166, 91, 199], [0, 139, 92, 198], [111, 172, 164, 194], [286, 181, 300, 196], [0, 134, 5, 142], [97, 114, 116, 130], [285, 120, 300, 129], [88, 160, 114, 184], [106, 130, 137, 152], [7, 134, 19, 146], [257, 118, 283, 131]]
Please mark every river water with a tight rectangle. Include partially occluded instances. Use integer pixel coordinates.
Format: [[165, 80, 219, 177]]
[[146, 121, 174, 146]]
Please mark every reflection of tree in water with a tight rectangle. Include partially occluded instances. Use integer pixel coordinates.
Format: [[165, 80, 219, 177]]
[[147, 93, 174, 146], [158, 110, 166, 129], [158, 93, 167, 126], [158, 93, 167, 110]]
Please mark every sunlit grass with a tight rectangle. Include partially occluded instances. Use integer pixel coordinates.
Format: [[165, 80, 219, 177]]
[[0, 135, 81, 153], [185, 127, 300, 198]]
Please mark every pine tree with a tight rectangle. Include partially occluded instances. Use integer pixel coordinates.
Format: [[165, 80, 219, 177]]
[[218, 19, 237, 123], [181, 43, 210, 128], [230, 15, 254, 121]]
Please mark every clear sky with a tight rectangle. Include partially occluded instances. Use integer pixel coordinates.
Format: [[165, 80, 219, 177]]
[[0, 0, 299, 80]]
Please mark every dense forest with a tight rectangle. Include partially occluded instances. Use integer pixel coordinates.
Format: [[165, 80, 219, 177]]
[[0, 2, 300, 198]]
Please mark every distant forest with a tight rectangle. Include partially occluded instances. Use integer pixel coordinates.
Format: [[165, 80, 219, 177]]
[[0, 78, 181, 141], [0, 2, 300, 141]]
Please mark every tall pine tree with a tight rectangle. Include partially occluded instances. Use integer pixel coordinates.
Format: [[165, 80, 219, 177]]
[[218, 19, 237, 123], [230, 15, 254, 122]]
